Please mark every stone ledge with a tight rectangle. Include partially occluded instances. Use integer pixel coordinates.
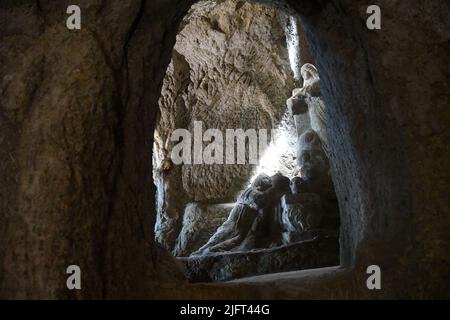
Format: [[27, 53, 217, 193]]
[[179, 234, 339, 282]]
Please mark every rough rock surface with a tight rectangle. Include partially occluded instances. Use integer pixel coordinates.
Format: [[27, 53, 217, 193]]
[[153, 0, 297, 251], [299, 0, 450, 298], [156, 0, 295, 202], [180, 234, 339, 282], [174, 202, 233, 256], [0, 0, 193, 299]]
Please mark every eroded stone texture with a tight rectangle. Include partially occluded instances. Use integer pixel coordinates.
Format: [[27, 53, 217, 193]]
[[153, 0, 297, 251]]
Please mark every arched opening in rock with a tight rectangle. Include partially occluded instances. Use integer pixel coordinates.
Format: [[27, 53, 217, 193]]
[[1, 0, 447, 299], [152, 0, 340, 282]]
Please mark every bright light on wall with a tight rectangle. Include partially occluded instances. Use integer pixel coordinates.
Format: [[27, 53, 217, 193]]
[[250, 113, 298, 184], [286, 16, 301, 81]]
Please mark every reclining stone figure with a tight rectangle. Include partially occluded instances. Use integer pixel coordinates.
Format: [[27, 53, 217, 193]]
[[191, 173, 290, 255]]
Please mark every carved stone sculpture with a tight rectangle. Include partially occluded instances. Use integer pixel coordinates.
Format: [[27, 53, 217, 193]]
[[191, 173, 290, 255], [281, 177, 324, 243], [296, 129, 331, 193], [286, 63, 329, 155], [235, 173, 290, 251]]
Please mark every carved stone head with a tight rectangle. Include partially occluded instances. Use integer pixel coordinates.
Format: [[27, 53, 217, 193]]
[[252, 173, 272, 191], [271, 173, 290, 193], [301, 63, 318, 83]]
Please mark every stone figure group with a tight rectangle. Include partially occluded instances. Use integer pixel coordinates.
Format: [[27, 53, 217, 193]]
[[191, 63, 340, 256], [287, 63, 330, 157]]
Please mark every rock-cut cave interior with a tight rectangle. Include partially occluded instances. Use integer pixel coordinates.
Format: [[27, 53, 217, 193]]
[[0, 0, 448, 300], [153, 0, 341, 283]]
